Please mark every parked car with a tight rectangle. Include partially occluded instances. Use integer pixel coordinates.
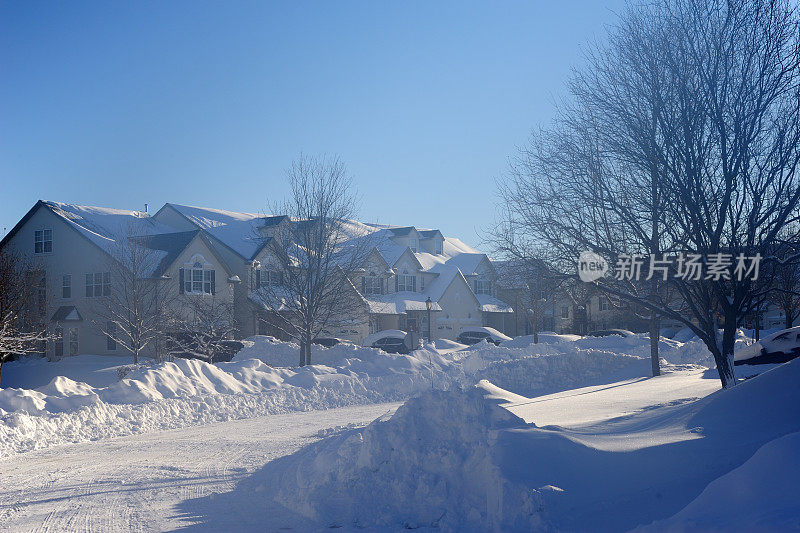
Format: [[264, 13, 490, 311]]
[[456, 326, 512, 346], [735, 326, 800, 365], [362, 329, 421, 354], [586, 329, 635, 338], [311, 337, 352, 348]]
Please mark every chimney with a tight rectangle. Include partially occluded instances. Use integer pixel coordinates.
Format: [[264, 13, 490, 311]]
[[144, 203, 149, 214]]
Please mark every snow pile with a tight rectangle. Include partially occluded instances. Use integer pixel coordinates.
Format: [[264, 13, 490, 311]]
[[232, 335, 386, 367], [261, 359, 800, 532], [257, 381, 543, 531], [0, 330, 722, 457]]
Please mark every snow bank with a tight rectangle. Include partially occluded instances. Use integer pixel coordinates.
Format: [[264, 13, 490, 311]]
[[232, 335, 386, 367], [0, 330, 722, 457], [263, 358, 800, 532], [256, 382, 543, 531]]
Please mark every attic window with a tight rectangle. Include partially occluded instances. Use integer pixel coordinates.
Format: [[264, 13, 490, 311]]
[[35, 229, 53, 254], [409, 238, 418, 253], [435, 240, 443, 254]]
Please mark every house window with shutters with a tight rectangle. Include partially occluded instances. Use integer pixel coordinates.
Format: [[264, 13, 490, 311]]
[[180, 255, 215, 295], [397, 270, 416, 292]]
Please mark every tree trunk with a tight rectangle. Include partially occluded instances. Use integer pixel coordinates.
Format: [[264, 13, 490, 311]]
[[531, 309, 539, 344], [649, 313, 660, 377], [786, 309, 793, 330], [714, 318, 738, 389], [0, 360, 4, 388], [754, 306, 760, 341], [299, 341, 306, 367], [305, 342, 312, 366]]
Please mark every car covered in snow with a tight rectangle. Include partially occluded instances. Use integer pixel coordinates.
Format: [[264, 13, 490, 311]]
[[362, 330, 422, 354], [735, 326, 800, 365], [586, 329, 636, 338], [456, 326, 512, 346]]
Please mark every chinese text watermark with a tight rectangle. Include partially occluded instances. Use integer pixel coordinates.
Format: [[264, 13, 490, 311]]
[[577, 252, 761, 282]]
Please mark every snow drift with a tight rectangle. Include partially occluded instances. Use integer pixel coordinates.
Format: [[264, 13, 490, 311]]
[[257, 359, 800, 532], [1, 331, 720, 457]]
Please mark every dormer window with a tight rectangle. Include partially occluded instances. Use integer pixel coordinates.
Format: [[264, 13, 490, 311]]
[[409, 238, 418, 253], [435, 240, 443, 254], [181, 255, 215, 295]]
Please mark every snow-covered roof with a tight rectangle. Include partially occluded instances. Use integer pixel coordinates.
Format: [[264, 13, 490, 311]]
[[45, 201, 175, 253], [476, 294, 514, 313], [165, 203, 272, 260], [363, 292, 443, 315]]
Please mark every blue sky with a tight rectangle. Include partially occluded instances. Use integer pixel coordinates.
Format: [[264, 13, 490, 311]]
[[0, 1, 624, 249]]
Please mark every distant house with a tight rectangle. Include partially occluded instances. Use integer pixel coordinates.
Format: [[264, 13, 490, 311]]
[[0, 200, 515, 359]]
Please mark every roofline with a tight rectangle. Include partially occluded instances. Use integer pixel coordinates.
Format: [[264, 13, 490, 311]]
[[392, 247, 423, 270], [0, 200, 46, 249], [1, 200, 125, 269]]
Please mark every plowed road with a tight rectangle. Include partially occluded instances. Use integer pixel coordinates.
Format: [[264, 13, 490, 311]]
[[0, 402, 400, 532]]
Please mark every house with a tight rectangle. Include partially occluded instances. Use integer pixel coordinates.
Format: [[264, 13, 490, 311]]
[[0, 200, 516, 358], [0, 201, 236, 359]]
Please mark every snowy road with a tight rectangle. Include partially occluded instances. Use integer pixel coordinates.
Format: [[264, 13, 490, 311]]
[[0, 402, 401, 532]]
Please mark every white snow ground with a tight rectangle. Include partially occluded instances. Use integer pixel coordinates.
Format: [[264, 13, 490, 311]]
[[1, 330, 793, 531]]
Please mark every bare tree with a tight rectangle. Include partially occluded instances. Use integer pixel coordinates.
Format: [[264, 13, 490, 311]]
[[165, 295, 237, 362], [496, 0, 800, 388], [0, 250, 48, 386], [90, 224, 174, 364], [253, 155, 371, 366]]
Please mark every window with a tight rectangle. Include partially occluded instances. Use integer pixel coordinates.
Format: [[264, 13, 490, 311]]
[[397, 271, 416, 292], [363, 273, 382, 295], [34, 229, 53, 254], [69, 328, 79, 356], [475, 279, 492, 295], [561, 306, 570, 319], [85, 272, 111, 297], [62, 275, 72, 299], [260, 266, 282, 288], [54, 326, 64, 358], [420, 276, 425, 291], [181, 259, 215, 294], [409, 238, 418, 252], [106, 321, 117, 351], [599, 299, 610, 311]]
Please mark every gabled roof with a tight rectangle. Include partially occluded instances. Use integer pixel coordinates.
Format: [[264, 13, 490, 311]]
[[132, 230, 202, 277], [418, 229, 443, 239], [388, 226, 416, 237]]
